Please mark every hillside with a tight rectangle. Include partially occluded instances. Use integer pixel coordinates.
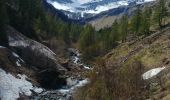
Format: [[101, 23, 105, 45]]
[[105, 25, 170, 99], [74, 24, 170, 100], [89, 1, 156, 30], [0, 25, 90, 100], [46, 0, 156, 21], [0, 0, 170, 100], [0, 1, 91, 99]]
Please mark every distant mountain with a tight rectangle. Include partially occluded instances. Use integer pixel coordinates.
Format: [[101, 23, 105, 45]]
[[46, 0, 155, 20]]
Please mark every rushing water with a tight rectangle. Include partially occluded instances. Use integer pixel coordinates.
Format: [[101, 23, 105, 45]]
[[68, 48, 91, 70], [33, 48, 90, 100]]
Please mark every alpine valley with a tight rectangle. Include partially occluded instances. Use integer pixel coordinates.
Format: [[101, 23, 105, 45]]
[[0, 0, 170, 100]]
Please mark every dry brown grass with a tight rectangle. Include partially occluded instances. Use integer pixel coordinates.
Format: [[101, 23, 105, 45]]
[[74, 59, 145, 100]]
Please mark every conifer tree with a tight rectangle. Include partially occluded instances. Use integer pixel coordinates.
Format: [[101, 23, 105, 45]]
[[79, 25, 95, 51], [131, 7, 142, 35], [78, 25, 96, 59], [119, 15, 128, 42], [108, 20, 119, 47], [18, 0, 43, 38], [59, 23, 70, 44], [70, 24, 82, 43], [141, 7, 152, 36], [154, 0, 168, 27], [0, 0, 8, 46]]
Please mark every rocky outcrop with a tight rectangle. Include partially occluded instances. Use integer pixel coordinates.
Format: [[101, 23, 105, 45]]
[[142, 67, 170, 100], [0, 46, 44, 100], [7, 26, 66, 72], [5, 26, 67, 89], [0, 46, 36, 79], [0, 26, 90, 99]]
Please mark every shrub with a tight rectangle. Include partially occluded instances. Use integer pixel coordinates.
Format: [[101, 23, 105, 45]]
[[74, 59, 145, 100]]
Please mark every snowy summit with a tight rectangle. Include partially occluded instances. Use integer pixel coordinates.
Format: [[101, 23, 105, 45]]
[[46, 0, 156, 19]]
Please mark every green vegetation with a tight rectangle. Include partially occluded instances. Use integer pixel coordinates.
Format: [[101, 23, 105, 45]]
[[1, 0, 169, 61], [74, 59, 145, 100], [4, 0, 83, 43], [0, 0, 170, 99], [119, 15, 129, 42], [0, 0, 8, 46], [141, 7, 152, 36], [131, 7, 143, 35], [78, 25, 97, 59], [1, 0, 170, 87], [78, 0, 170, 60], [154, 0, 168, 27], [75, 0, 170, 100]]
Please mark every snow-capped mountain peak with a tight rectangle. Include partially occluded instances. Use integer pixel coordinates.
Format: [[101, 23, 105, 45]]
[[72, 0, 100, 4], [46, 0, 155, 20]]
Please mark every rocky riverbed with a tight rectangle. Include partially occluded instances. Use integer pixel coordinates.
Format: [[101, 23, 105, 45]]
[[32, 48, 91, 100]]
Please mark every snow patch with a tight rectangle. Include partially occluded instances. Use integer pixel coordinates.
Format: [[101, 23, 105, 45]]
[[58, 79, 89, 94], [12, 52, 19, 58], [47, 0, 156, 16], [0, 68, 43, 100], [47, 0, 74, 12], [142, 67, 166, 80], [86, 1, 128, 14], [12, 52, 25, 67], [12, 52, 24, 62], [72, 0, 95, 4], [83, 65, 91, 70], [75, 79, 89, 87], [16, 60, 21, 67], [0, 46, 5, 48], [145, 0, 155, 2], [9, 36, 56, 61], [47, 0, 129, 14], [33, 88, 43, 94]]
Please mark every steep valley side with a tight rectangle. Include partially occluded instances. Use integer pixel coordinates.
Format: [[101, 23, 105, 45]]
[[0, 26, 91, 100], [73, 26, 170, 100]]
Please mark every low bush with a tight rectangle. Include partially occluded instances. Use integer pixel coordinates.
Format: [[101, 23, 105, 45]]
[[74, 59, 145, 100]]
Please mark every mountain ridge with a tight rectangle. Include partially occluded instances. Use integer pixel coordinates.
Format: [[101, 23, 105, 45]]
[[46, 0, 156, 20]]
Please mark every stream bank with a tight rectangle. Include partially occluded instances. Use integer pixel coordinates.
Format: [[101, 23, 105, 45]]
[[32, 48, 91, 100]]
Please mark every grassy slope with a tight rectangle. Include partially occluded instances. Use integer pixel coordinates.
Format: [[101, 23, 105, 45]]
[[103, 26, 170, 100], [74, 23, 170, 100], [105, 26, 170, 70]]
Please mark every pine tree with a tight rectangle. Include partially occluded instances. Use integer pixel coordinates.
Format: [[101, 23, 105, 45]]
[[154, 0, 168, 27], [69, 23, 82, 43], [34, 17, 41, 35], [102, 32, 111, 51], [78, 25, 96, 59], [59, 24, 70, 44], [0, 0, 8, 46], [18, 0, 43, 38], [141, 7, 152, 36], [119, 15, 128, 42], [131, 7, 142, 35], [108, 20, 119, 48], [79, 25, 95, 51]]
